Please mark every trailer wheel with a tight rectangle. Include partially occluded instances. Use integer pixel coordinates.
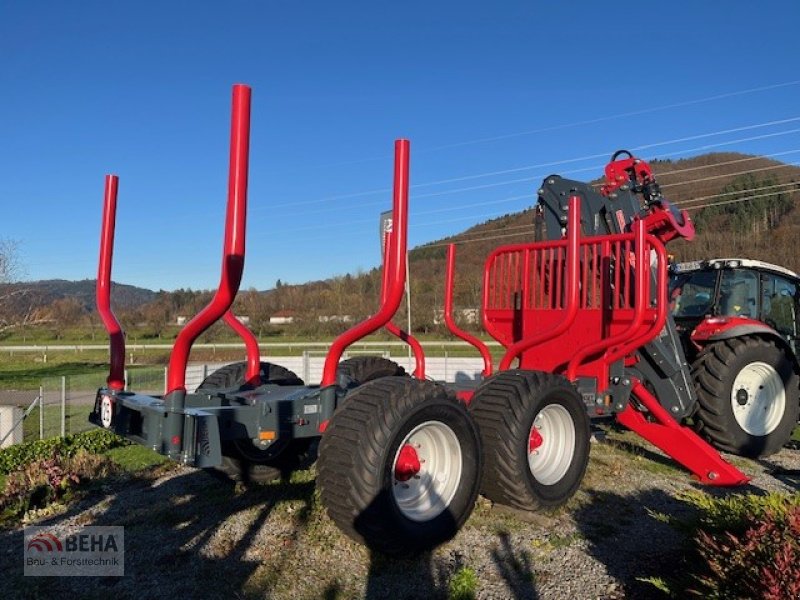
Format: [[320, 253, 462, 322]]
[[692, 337, 799, 457], [198, 361, 310, 483], [317, 377, 481, 555], [469, 370, 590, 512], [336, 356, 406, 389], [196, 360, 304, 391]]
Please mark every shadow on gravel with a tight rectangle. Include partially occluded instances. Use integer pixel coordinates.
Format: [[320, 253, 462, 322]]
[[364, 550, 446, 599], [491, 530, 538, 600], [756, 457, 800, 490], [0, 467, 316, 600], [572, 488, 697, 599]]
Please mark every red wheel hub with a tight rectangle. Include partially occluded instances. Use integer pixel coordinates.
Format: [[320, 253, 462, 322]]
[[394, 444, 421, 482], [529, 427, 543, 453]]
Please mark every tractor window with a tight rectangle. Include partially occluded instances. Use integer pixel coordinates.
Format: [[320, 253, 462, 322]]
[[718, 270, 758, 318], [669, 270, 716, 318], [761, 273, 797, 337]]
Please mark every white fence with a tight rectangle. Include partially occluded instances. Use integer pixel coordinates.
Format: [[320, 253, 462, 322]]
[[189, 355, 486, 390]]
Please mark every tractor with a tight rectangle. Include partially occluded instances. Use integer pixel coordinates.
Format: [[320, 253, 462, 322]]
[[90, 85, 748, 556], [669, 258, 800, 456]]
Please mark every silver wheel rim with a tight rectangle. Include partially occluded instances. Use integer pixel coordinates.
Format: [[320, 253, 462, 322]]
[[731, 361, 785, 436], [391, 421, 463, 522], [100, 396, 113, 428], [528, 404, 576, 485]]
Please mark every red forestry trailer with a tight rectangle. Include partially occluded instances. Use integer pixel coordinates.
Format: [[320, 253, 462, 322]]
[[91, 85, 747, 555]]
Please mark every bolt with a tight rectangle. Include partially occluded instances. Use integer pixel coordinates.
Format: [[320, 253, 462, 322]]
[[615, 403, 624, 411], [671, 406, 679, 413], [611, 376, 620, 384], [596, 397, 604, 406], [537, 189, 544, 195], [532, 450, 539, 456], [548, 179, 555, 185], [622, 379, 630, 386], [535, 424, 542, 430], [708, 471, 718, 481]]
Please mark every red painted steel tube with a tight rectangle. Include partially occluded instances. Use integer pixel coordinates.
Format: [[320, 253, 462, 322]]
[[606, 234, 668, 363], [498, 196, 581, 371], [566, 220, 648, 381], [445, 244, 492, 376], [222, 310, 261, 386], [321, 139, 410, 387], [167, 84, 251, 394], [379, 234, 425, 378], [97, 175, 126, 391]]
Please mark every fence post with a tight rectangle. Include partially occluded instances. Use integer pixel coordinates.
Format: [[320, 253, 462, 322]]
[[61, 376, 66, 437], [124, 369, 129, 391], [302, 351, 310, 384], [39, 385, 44, 440]]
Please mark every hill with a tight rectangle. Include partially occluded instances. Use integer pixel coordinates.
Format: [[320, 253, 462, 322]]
[[3, 151, 799, 337]]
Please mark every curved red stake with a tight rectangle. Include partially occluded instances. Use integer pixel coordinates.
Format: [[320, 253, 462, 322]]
[[321, 140, 410, 387], [97, 174, 125, 391], [167, 84, 251, 394], [497, 196, 581, 371], [222, 310, 261, 386], [445, 244, 492, 376], [379, 233, 425, 379]]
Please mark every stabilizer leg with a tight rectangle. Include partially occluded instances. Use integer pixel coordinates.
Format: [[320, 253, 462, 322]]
[[616, 380, 749, 486]]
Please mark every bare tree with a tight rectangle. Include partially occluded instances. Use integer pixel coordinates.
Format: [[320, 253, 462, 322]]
[[0, 238, 23, 284], [0, 239, 50, 334]]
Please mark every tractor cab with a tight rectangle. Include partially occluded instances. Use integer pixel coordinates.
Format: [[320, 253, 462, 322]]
[[670, 258, 800, 358]]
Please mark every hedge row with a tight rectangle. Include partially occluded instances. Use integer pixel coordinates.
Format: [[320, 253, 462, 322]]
[[0, 429, 128, 474]]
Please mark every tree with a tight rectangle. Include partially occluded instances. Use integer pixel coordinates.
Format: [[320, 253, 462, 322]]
[[0, 239, 50, 334], [0, 238, 23, 284]]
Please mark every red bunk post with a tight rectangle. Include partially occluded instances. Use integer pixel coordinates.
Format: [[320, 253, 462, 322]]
[[97, 175, 126, 391], [320, 139, 411, 388], [166, 84, 252, 395], [444, 244, 492, 377]]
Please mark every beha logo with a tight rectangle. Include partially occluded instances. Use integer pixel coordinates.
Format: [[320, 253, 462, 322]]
[[27, 533, 63, 553]]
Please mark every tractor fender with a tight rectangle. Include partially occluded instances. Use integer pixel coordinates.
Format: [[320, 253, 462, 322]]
[[690, 316, 797, 363]]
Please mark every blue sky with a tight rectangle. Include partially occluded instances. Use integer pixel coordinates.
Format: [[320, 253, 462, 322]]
[[1, 2, 799, 292]]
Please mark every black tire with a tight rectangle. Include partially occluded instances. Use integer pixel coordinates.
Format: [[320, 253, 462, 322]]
[[196, 360, 304, 391], [692, 337, 799, 457], [336, 356, 406, 389], [468, 370, 590, 512], [197, 361, 310, 483], [317, 377, 482, 555]]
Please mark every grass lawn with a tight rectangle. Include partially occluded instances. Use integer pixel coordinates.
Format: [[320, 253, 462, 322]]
[[23, 404, 92, 441], [792, 424, 800, 442], [104, 444, 168, 473]]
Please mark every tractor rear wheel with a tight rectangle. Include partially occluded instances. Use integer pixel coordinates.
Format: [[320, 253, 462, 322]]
[[198, 361, 311, 483], [469, 370, 590, 512], [317, 377, 481, 555], [336, 355, 406, 389], [692, 337, 799, 457]]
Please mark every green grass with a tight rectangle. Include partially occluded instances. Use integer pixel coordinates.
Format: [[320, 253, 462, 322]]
[[448, 566, 478, 600], [792, 424, 800, 442], [103, 445, 168, 473], [23, 404, 90, 440], [0, 359, 108, 391]]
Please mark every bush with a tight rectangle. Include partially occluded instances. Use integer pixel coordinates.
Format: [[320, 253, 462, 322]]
[[1, 450, 116, 524], [685, 492, 800, 599], [0, 429, 128, 474]]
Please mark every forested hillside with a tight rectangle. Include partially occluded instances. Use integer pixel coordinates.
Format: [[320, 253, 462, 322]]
[[2, 152, 798, 339]]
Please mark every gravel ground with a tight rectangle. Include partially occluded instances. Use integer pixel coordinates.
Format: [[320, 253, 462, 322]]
[[1, 427, 798, 600]]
